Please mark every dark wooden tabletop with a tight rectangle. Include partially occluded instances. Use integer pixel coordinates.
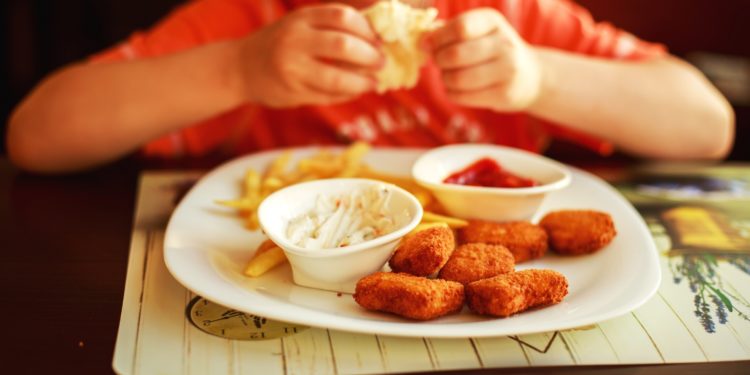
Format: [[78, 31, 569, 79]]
[[1, 156, 748, 375]]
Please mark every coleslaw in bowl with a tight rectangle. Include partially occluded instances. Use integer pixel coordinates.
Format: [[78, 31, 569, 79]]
[[258, 178, 423, 293]]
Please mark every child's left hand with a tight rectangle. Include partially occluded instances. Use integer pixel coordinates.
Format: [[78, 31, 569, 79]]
[[427, 8, 542, 112]]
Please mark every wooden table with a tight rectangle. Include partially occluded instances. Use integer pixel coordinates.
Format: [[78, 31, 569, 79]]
[[1, 156, 748, 374]]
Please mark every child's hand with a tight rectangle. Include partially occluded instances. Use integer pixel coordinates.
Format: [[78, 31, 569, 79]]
[[428, 8, 542, 112], [239, 4, 384, 107]]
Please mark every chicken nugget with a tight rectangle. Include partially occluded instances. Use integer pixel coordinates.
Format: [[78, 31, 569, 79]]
[[438, 243, 515, 285], [466, 269, 568, 317], [539, 210, 616, 255], [389, 226, 455, 276], [458, 220, 547, 263], [354, 272, 464, 320]]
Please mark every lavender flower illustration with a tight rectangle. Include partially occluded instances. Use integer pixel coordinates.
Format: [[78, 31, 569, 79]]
[[666, 249, 750, 333]]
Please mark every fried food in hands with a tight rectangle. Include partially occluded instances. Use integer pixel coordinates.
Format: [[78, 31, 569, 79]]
[[458, 220, 547, 263], [438, 243, 514, 285], [466, 269, 568, 317], [539, 210, 616, 255], [354, 272, 464, 320], [389, 225, 455, 276]]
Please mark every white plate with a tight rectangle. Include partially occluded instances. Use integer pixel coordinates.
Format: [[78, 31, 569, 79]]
[[164, 147, 660, 338]]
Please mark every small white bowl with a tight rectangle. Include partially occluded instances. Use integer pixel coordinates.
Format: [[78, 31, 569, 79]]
[[258, 178, 423, 293], [412, 144, 572, 222]]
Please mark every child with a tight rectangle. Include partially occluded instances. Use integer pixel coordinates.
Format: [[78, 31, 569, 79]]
[[6, 0, 735, 173]]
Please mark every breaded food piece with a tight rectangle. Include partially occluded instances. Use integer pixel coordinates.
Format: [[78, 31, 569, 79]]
[[466, 269, 568, 317], [354, 272, 464, 320], [438, 243, 515, 285], [458, 220, 547, 263], [539, 210, 616, 255], [389, 226, 455, 276]]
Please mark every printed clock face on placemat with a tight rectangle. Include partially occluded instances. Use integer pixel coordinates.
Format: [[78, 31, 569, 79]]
[[187, 296, 308, 340]]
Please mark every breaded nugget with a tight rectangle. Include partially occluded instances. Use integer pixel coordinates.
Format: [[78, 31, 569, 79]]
[[438, 243, 515, 285], [466, 269, 568, 317], [389, 226, 455, 276], [354, 272, 464, 320], [458, 220, 547, 263], [539, 210, 616, 255]]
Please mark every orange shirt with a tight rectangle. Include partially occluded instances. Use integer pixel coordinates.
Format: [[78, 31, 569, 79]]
[[91, 0, 666, 158]]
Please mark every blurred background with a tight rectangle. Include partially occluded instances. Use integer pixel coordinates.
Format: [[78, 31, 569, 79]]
[[2, 0, 749, 161]]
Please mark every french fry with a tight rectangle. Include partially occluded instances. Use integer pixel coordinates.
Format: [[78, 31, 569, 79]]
[[214, 198, 255, 211], [255, 238, 277, 255], [298, 158, 343, 177], [245, 210, 260, 230], [310, 148, 335, 162], [356, 166, 415, 187], [356, 165, 434, 206], [406, 221, 450, 238], [293, 149, 343, 178], [337, 141, 370, 177], [244, 246, 287, 277], [243, 169, 261, 203], [280, 169, 306, 185], [261, 176, 284, 194], [265, 151, 292, 179], [260, 152, 292, 195], [412, 191, 433, 207], [422, 211, 469, 228]]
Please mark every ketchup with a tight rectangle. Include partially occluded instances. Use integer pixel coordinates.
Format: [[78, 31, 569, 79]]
[[443, 157, 538, 188]]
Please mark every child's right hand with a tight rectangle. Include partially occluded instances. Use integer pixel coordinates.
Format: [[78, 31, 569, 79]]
[[238, 4, 384, 107]]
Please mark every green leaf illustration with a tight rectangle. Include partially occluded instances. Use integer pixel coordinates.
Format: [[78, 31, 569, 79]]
[[703, 254, 718, 267], [708, 285, 734, 312]]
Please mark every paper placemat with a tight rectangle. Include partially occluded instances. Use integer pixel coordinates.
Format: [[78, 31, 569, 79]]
[[113, 168, 750, 374]]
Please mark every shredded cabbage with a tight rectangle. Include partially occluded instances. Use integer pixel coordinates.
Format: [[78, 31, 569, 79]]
[[286, 185, 407, 249]]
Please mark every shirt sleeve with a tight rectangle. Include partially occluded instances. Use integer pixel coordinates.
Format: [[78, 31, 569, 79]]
[[511, 0, 667, 60], [90, 0, 274, 63], [87, 0, 283, 158]]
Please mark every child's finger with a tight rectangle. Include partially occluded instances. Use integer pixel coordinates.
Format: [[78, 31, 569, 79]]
[[301, 85, 356, 105], [445, 84, 501, 107], [312, 30, 384, 69], [304, 60, 376, 96], [434, 32, 503, 70], [429, 9, 498, 50], [306, 4, 379, 44], [442, 61, 505, 92]]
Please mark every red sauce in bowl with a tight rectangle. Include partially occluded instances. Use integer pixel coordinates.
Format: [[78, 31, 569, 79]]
[[443, 157, 538, 188]]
